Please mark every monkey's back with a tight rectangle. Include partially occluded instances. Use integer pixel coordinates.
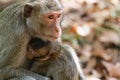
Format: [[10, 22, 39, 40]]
[[0, 2, 30, 68]]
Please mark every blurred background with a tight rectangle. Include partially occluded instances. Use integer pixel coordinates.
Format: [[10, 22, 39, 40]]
[[1, 0, 120, 80]]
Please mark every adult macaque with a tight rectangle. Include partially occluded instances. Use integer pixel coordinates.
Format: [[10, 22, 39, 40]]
[[0, 0, 62, 80], [26, 38, 86, 80]]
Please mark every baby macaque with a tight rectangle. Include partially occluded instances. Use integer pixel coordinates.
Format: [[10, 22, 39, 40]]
[[27, 38, 86, 80], [27, 37, 61, 61]]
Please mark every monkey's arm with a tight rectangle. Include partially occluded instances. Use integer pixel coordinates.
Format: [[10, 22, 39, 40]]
[[0, 68, 50, 80], [63, 44, 86, 80]]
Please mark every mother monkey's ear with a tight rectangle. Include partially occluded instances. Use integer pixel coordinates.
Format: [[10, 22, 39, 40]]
[[24, 3, 34, 18]]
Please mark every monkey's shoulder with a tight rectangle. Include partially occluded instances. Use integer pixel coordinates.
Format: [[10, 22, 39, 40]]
[[61, 44, 75, 54]]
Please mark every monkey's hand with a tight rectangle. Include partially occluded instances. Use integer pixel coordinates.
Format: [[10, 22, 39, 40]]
[[48, 42, 61, 59], [37, 42, 61, 61]]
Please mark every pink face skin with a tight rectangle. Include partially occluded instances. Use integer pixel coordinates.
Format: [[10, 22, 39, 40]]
[[42, 11, 62, 41]]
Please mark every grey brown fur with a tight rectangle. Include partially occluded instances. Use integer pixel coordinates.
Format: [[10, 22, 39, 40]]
[[0, 0, 62, 80], [0, 0, 85, 80]]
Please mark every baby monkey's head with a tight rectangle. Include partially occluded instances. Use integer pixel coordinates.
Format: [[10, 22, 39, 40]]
[[26, 37, 61, 61]]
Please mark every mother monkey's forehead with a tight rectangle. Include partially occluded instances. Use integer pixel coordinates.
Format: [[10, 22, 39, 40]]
[[25, 0, 63, 15], [40, 0, 63, 11]]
